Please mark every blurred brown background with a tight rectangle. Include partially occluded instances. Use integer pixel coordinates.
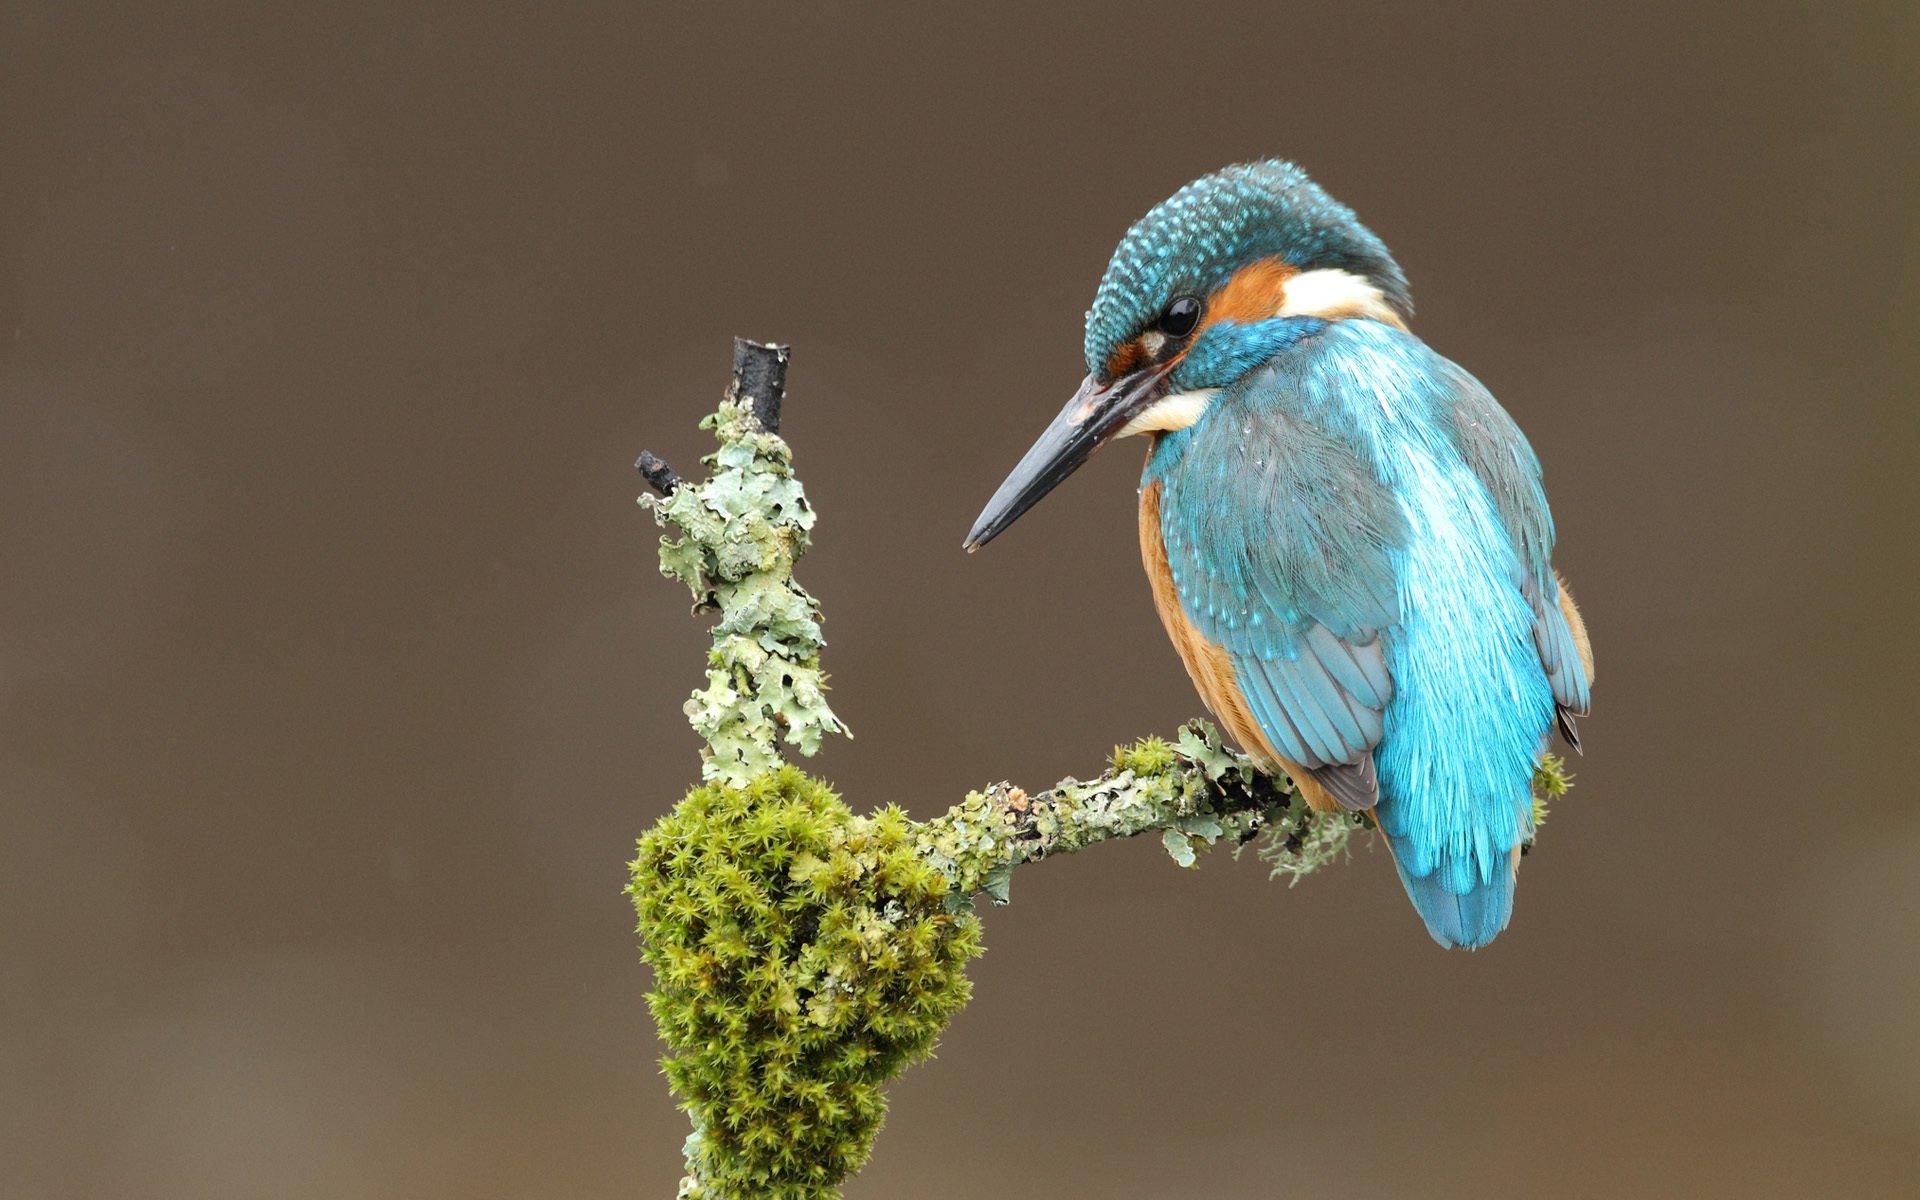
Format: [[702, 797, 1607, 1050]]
[[3, 2, 1916, 1197]]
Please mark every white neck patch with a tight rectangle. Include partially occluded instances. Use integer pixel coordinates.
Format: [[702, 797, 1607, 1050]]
[[1118, 388, 1218, 438], [1278, 268, 1407, 328]]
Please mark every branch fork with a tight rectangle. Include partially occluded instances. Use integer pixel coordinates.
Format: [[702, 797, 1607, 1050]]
[[630, 339, 1562, 1199]]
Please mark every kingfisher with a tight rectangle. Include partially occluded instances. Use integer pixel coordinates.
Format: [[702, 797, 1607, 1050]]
[[965, 160, 1593, 949]]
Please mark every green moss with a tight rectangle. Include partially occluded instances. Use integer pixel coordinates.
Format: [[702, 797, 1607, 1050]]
[[1530, 751, 1574, 829], [1108, 735, 1178, 776], [632, 767, 981, 1200]]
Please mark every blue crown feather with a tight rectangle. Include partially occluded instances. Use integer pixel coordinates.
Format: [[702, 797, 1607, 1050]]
[[1084, 160, 1412, 374]]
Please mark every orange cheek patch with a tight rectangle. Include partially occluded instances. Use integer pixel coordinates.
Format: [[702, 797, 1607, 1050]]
[[1197, 257, 1298, 338], [1107, 256, 1298, 378], [1105, 339, 1148, 379]]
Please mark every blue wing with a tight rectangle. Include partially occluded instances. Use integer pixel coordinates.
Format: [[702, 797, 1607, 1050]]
[[1148, 319, 1588, 810], [1441, 359, 1594, 737], [1150, 353, 1406, 808]]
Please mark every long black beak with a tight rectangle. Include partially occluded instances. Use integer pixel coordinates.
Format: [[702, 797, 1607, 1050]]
[[964, 361, 1175, 551]]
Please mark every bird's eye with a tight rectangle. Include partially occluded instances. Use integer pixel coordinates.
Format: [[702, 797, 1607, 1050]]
[[1158, 295, 1202, 338]]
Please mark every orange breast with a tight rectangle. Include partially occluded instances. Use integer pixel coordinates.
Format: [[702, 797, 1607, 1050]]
[[1138, 474, 1278, 766]]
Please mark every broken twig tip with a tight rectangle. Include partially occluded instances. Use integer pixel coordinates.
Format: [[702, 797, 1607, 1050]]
[[636, 450, 682, 496], [730, 337, 791, 435]]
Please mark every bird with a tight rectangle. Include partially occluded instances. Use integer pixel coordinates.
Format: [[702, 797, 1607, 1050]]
[[964, 160, 1593, 950]]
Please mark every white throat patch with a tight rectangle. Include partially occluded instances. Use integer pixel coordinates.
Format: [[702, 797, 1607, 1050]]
[[1118, 388, 1218, 438], [1279, 268, 1407, 328]]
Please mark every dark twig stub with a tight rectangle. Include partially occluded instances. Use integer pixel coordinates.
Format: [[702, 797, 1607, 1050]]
[[730, 338, 790, 435], [635, 338, 791, 498], [635, 450, 682, 496]]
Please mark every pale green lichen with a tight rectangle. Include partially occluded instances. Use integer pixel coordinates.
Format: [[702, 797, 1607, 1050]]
[[642, 399, 848, 784], [916, 722, 1352, 909]]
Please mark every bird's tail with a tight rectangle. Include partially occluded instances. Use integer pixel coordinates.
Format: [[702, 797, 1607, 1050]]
[[1379, 830, 1517, 951]]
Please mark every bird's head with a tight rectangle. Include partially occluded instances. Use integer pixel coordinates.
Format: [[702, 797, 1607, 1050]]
[[965, 159, 1411, 550]]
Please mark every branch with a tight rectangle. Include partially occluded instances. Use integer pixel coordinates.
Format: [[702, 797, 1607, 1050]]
[[638, 344, 845, 785], [918, 723, 1355, 911], [630, 340, 1567, 1200]]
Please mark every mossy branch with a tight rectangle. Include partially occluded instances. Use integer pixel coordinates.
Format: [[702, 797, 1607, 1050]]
[[631, 340, 1572, 1200]]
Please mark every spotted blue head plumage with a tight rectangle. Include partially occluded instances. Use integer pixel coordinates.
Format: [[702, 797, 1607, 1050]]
[[1083, 159, 1413, 378]]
